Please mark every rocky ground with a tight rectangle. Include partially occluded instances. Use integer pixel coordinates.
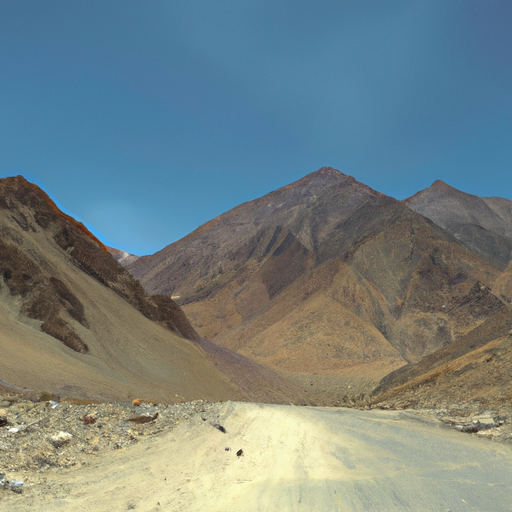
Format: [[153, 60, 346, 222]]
[[0, 395, 224, 495], [1, 394, 511, 497], [366, 389, 512, 444], [372, 403, 512, 443]]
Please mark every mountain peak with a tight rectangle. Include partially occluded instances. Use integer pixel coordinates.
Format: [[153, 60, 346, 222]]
[[428, 179, 473, 196], [302, 166, 352, 184], [310, 166, 347, 178], [430, 179, 450, 189], [404, 177, 512, 268], [284, 167, 382, 198], [404, 179, 473, 205]]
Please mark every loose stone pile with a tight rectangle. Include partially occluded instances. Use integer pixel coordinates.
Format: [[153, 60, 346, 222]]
[[0, 396, 220, 492], [371, 401, 512, 443], [435, 408, 512, 441]]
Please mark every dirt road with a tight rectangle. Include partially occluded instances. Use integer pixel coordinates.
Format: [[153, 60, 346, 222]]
[[3, 402, 512, 511]]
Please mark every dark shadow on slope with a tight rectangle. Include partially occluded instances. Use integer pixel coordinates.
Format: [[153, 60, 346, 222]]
[[196, 338, 311, 405], [374, 306, 512, 396]]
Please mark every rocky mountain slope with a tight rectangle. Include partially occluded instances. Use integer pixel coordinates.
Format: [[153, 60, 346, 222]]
[[404, 180, 512, 270], [107, 247, 139, 266], [355, 180, 512, 411], [128, 168, 512, 403], [129, 167, 380, 298], [0, 176, 301, 404]]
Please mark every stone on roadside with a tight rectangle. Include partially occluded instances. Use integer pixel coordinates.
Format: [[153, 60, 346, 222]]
[[0, 474, 23, 494], [472, 414, 497, 430], [49, 431, 73, 448]]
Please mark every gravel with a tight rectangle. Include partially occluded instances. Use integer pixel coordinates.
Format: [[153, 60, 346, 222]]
[[2, 394, 510, 497], [0, 396, 222, 492]]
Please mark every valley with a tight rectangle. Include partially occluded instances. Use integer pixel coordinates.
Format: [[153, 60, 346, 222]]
[[1, 169, 512, 510], [127, 168, 512, 409]]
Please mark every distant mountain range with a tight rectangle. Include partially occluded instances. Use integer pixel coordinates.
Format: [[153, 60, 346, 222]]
[[127, 168, 512, 407], [1, 169, 511, 409]]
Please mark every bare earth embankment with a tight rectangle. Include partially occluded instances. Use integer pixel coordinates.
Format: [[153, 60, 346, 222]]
[[2, 401, 512, 511]]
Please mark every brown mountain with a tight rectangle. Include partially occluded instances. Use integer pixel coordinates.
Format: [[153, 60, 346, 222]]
[[128, 167, 380, 298], [363, 180, 512, 409], [404, 180, 512, 270], [370, 307, 512, 411], [0, 176, 301, 404], [128, 168, 511, 403]]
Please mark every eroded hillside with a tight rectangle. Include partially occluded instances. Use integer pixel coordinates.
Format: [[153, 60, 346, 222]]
[[128, 169, 512, 403], [0, 176, 255, 403]]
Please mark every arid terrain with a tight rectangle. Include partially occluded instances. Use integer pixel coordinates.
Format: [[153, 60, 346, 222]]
[[3, 170, 512, 408], [128, 168, 512, 409], [2, 171, 512, 510], [0, 176, 302, 405], [2, 399, 512, 511]]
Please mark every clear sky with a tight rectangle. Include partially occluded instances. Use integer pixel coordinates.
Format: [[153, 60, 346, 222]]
[[1, 1, 511, 255]]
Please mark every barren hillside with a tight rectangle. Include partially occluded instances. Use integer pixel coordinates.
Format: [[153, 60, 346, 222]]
[[0, 176, 302, 404], [405, 180, 512, 270], [128, 169, 512, 402]]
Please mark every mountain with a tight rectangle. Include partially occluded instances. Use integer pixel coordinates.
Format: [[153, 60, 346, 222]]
[[371, 306, 512, 411], [107, 247, 139, 266], [404, 180, 512, 270], [128, 167, 380, 298], [364, 179, 512, 409], [0, 175, 301, 404], [128, 168, 511, 403]]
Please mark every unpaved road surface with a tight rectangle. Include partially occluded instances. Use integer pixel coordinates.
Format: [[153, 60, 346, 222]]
[[3, 402, 512, 511]]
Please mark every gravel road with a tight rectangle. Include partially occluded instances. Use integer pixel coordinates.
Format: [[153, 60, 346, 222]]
[[2, 401, 512, 511]]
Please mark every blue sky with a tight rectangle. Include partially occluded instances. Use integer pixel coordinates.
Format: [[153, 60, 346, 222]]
[[1, 1, 511, 255]]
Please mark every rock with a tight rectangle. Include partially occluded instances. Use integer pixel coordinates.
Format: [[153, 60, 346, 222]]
[[476, 429, 496, 437], [127, 412, 158, 424], [50, 431, 73, 448], [0, 474, 23, 494], [472, 414, 497, 430], [460, 424, 479, 433], [8, 480, 23, 494]]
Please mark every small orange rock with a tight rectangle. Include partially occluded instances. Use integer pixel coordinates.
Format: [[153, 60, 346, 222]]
[[132, 399, 142, 406]]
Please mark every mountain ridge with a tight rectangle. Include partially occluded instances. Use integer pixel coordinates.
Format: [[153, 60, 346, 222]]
[[4, 169, 511, 408], [0, 175, 307, 404], [128, 168, 512, 404], [404, 179, 512, 270]]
